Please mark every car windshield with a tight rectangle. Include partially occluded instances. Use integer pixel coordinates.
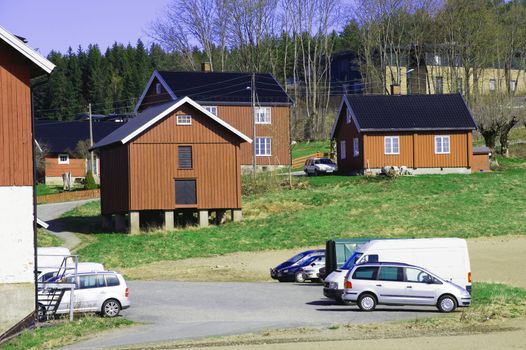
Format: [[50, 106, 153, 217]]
[[286, 252, 309, 263], [341, 252, 363, 270], [301, 255, 323, 266], [319, 158, 334, 165]]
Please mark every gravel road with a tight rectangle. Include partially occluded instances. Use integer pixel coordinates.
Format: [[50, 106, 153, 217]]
[[67, 280, 440, 349]]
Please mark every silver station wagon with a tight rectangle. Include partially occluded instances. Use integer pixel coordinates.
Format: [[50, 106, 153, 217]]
[[342, 262, 471, 312]]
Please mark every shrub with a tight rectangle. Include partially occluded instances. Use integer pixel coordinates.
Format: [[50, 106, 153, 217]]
[[84, 170, 98, 190]]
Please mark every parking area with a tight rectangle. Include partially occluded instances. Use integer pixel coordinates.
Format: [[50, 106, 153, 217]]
[[67, 281, 440, 349]]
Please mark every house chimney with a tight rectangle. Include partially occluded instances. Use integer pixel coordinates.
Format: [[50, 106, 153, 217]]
[[201, 62, 211, 72], [390, 84, 401, 95]]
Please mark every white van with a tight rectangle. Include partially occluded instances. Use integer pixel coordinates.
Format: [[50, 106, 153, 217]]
[[323, 238, 471, 303]]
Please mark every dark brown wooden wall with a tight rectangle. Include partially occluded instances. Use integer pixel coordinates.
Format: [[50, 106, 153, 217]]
[[334, 104, 363, 173], [100, 145, 129, 215], [138, 77, 172, 112], [0, 42, 33, 186]]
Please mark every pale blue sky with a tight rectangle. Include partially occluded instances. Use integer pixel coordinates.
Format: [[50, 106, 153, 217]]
[[0, 0, 169, 55]]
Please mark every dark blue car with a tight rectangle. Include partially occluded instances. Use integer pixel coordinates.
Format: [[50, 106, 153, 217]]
[[270, 250, 325, 282]]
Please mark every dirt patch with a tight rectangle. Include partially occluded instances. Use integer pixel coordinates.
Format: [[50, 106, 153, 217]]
[[469, 235, 526, 288], [121, 246, 322, 281], [117, 318, 526, 350], [122, 236, 526, 288]]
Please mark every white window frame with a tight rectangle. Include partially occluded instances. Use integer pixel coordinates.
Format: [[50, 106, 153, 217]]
[[155, 83, 162, 95], [434, 55, 441, 65], [176, 115, 192, 125], [203, 106, 217, 116], [435, 135, 450, 154], [255, 137, 272, 156], [510, 80, 517, 92], [340, 140, 346, 160], [353, 138, 359, 157], [346, 110, 351, 124], [489, 79, 496, 92], [384, 136, 400, 155], [58, 154, 69, 164], [254, 107, 271, 124]]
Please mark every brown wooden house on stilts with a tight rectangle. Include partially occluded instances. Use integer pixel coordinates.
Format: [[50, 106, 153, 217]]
[[91, 96, 251, 233]]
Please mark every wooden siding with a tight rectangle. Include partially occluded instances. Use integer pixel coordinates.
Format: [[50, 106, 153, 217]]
[[217, 105, 290, 166], [45, 156, 86, 177], [363, 131, 472, 169], [0, 41, 33, 186], [100, 145, 129, 215], [334, 104, 363, 173], [101, 104, 243, 213], [472, 153, 490, 172], [138, 77, 172, 112]]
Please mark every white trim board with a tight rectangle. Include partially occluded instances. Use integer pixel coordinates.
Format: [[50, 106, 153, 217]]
[[123, 96, 252, 144], [0, 25, 55, 74]]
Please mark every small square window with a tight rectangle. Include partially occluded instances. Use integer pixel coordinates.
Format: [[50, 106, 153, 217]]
[[58, 154, 69, 164], [255, 137, 272, 156], [255, 107, 271, 124], [384, 136, 399, 155], [177, 115, 192, 125], [435, 135, 450, 154], [155, 83, 162, 95], [489, 79, 496, 91], [203, 106, 217, 116]]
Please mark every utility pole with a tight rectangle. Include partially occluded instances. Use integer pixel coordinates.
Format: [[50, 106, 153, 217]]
[[88, 103, 94, 174], [251, 73, 256, 177]]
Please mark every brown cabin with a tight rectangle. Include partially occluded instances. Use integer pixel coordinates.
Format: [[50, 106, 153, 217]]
[[0, 25, 54, 335], [331, 94, 478, 175], [92, 97, 251, 234], [134, 70, 293, 171]]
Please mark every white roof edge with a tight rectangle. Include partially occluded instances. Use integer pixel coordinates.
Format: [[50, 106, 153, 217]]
[[133, 70, 177, 113], [330, 96, 361, 139], [0, 25, 55, 74], [123, 96, 252, 145]]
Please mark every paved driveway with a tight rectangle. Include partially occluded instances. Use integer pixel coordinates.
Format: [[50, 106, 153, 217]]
[[68, 281, 440, 349]]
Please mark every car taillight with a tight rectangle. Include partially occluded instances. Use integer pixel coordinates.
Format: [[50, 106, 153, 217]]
[[468, 272, 472, 283], [125, 288, 129, 297], [344, 280, 352, 289]]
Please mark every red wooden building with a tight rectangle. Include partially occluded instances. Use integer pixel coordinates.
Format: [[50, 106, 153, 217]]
[[92, 97, 251, 233], [0, 25, 54, 336]]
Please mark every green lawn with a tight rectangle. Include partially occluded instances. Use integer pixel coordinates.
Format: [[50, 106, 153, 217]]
[[292, 140, 331, 159], [36, 184, 63, 196], [37, 228, 63, 247], [67, 157, 526, 270]]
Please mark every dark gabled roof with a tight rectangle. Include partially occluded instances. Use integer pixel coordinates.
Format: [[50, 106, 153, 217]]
[[334, 94, 476, 136], [157, 71, 292, 105], [92, 97, 251, 150], [35, 121, 123, 154], [92, 101, 175, 149]]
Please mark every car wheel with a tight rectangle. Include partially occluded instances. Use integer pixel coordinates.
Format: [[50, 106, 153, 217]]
[[37, 303, 47, 322], [437, 295, 457, 313], [102, 299, 121, 317], [358, 293, 377, 311], [295, 271, 306, 283]]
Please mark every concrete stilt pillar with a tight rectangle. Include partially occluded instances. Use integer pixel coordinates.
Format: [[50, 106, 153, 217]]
[[232, 209, 242, 222], [164, 211, 175, 231], [129, 211, 140, 235], [198, 210, 209, 228], [114, 213, 127, 232], [215, 210, 226, 225], [101, 215, 112, 231]]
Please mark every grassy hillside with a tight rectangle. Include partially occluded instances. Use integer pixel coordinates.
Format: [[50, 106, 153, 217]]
[[68, 157, 526, 269]]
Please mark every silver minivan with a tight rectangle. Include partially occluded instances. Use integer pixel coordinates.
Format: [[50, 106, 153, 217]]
[[342, 262, 471, 312]]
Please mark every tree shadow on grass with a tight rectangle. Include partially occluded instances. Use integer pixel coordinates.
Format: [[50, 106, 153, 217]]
[[46, 216, 109, 235]]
